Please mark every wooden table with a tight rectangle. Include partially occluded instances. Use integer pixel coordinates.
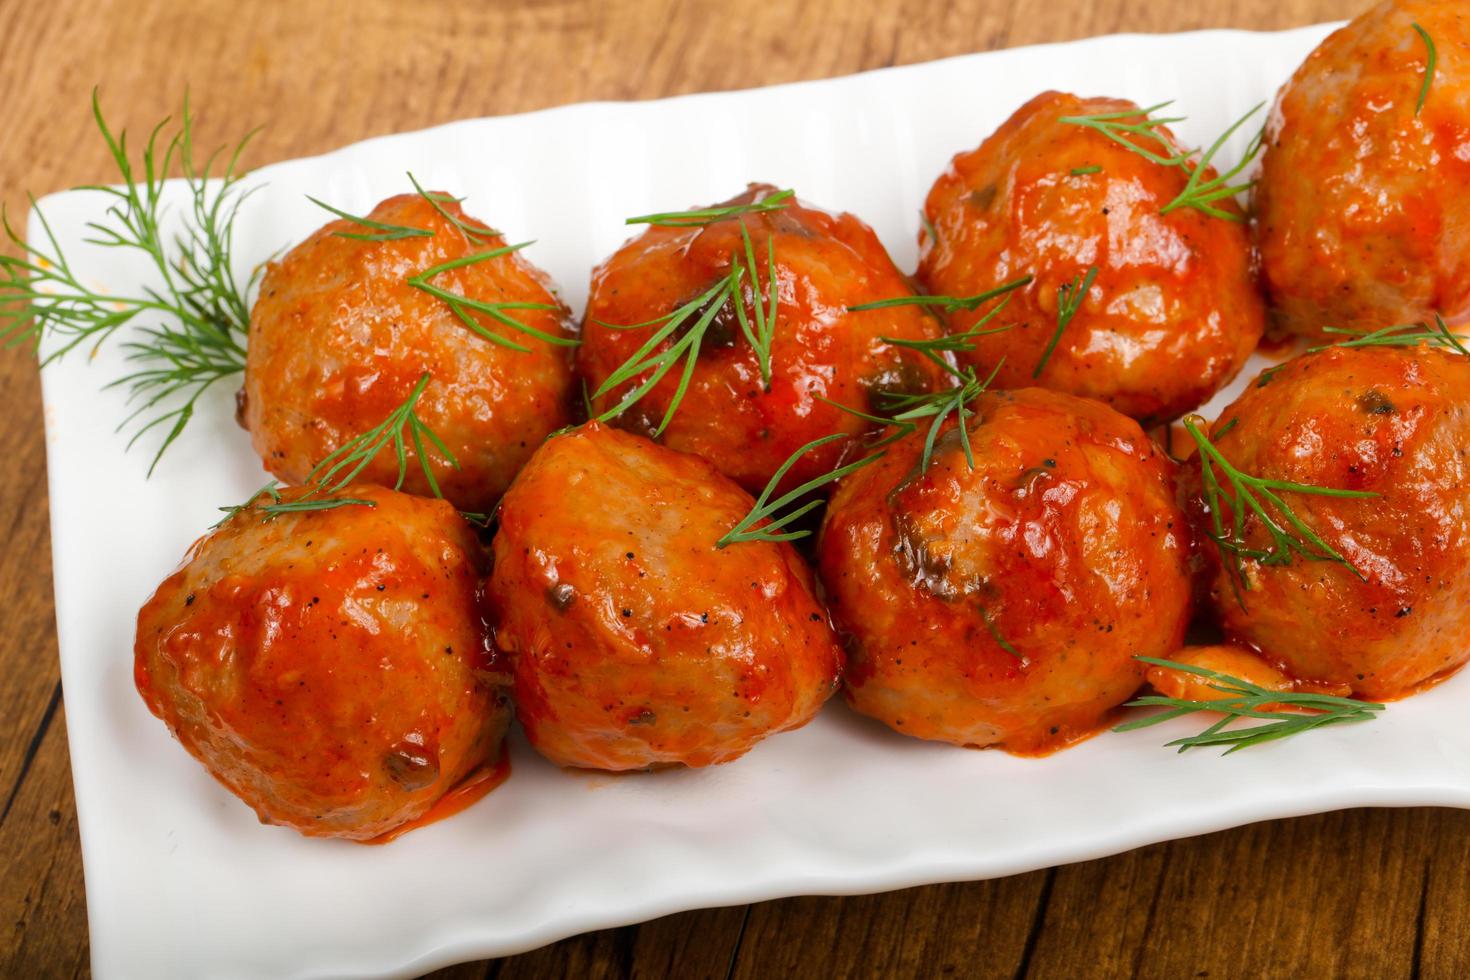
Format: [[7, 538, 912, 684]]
[[4, 0, 1467, 976]]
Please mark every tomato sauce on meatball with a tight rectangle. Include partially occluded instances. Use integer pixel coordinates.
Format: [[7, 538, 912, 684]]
[[818, 388, 1193, 754], [134, 486, 510, 840], [488, 422, 842, 770], [917, 92, 1265, 426], [1255, 0, 1470, 339], [243, 192, 576, 515], [577, 184, 953, 496], [1186, 344, 1470, 699]]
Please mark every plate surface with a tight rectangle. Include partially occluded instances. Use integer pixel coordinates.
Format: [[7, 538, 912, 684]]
[[37, 21, 1470, 980]]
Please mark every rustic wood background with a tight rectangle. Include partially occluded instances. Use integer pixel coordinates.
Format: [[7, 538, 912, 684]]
[[4, 0, 1466, 976]]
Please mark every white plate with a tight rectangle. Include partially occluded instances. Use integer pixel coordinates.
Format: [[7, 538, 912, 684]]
[[39, 20, 1468, 980]]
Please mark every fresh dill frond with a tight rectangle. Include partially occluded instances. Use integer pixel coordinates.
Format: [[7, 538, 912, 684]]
[[626, 188, 795, 227], [1116, 656, 1384, 753], [592, 267, 745, 434], [1059, 101, 1265, 221], [1059, 101, 1192, 165], [715, 432, 886, 548], [1183, 414, 1379, 606], [593, 230, 785, 429], [305, 195, 433, 241], [731, 225, 779, 390], [405, 242, 574, 353], [1033, 265, 1098, 378], [918, 210, 941, 248], [1412, 23, 1437, 116], [405, 172, 501, 244], [1158, 104, 1265, 220], [0, 90, 261, 474], [846, 274, 1033, 314], [217, 372, 460, 523], [1311, 317, 1468, 356]]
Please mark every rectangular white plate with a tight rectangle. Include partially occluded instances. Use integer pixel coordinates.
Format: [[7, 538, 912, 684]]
[[37, 20, 1470, 980]]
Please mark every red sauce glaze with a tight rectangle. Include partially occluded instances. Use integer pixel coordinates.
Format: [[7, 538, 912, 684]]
[[1184, 345, 1470, 699], [134, 485, 512, 841], [917, 92, 1265, 427], [363, 751, 511, 846], [818, 388, 1193, 755], [577, 184, 953, 496], [1255, 0, 1470, 338], [488, 422, 843, 771], [243, 193, 576, 515]]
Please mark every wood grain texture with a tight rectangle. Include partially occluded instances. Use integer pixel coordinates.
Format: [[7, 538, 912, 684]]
[[3, 0, 1466, 977]]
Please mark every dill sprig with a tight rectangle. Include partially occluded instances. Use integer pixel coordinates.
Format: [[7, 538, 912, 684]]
[[732, 224, 779, 390], [593, 234, 782, 429], [1059, 101, 1191, 165], [1183, 414, 1379, 604], [1033, 265, 1098, 378], [720, 355, 1006, 547], [868, 280, 1012, 473], [405, 242, 573, 353], [1116, 656, 1384, 753], [918, 210, 941, 248], [218, 372, 459, 523], [715, 433, 886, 548], [1160, 104, 1264, 220], [881, 360, 1005, 473], [592, 267, 743, 434], [0, 90, 261, 474], [980, 607, 1023, 661], [406, 173, 501, 244], [626, 188, 794, 227], [1412, 23, 1437, 116], [311, 178, 560, 352], [306, 195, 432, 241], [878, 295, 1016, 356], [1311, 317, 1468, 356], [1059, 101, 1265, 221], [847, 274, 1033, 314]]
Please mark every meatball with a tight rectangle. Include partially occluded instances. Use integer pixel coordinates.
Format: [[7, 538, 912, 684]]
[[243, 192, 576, 515], [577, 184, 953, 496], [916, 91, 1265, 426], [1186, 344, 1470, 699], [818, 388, 1192, 754], [1256, 0, 1470, 339], [134, 485, 510, 840], [488, 422, 842, 770]]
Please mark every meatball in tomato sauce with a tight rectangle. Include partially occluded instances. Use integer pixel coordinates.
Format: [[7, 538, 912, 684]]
[[1185, 344, 1470, 700], [243, 192, 576, 515], [488, 422, 842, 771], [578, 184, 952, 496], [134, 486, 510, 840], [818, 388, 1192, 754], [917, 92, 1265, 426], [1255, 0, 1470, 339]]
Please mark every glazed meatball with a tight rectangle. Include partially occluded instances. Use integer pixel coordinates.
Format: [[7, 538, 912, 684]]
[[244, 192, 576, 514], [917, 91, 1265, 426], [488, 422, 842, 770], [1256, 0, 1470, 338], [134, 486, 510, 841], [818, 388, 1192, 754], [1186, 344, 1470, 699], [577, 184, 952, 496]]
